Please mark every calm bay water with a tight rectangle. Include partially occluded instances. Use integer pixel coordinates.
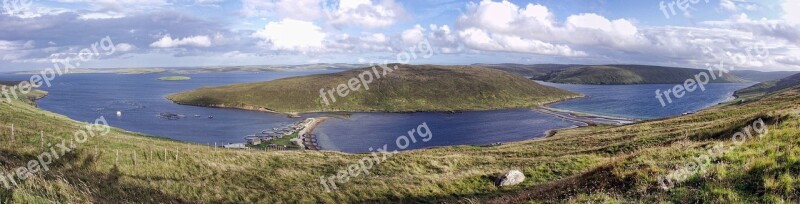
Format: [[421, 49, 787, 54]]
[[0, 71, 751, 153], [538, 81, 755, 119]]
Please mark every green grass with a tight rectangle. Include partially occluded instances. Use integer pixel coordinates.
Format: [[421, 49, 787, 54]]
[[2, 78, 800, 203], [157, 76, 191, 81], [167, 64, 581, 114], [535, 65, 748, 84]]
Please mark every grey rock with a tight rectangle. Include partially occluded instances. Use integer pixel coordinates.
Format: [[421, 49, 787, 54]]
[[495, 170, 525, 187]]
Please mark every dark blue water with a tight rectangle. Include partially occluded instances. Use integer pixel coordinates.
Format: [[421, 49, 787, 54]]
[[314, 109, 583, 153], [538, 81, 755, 119]]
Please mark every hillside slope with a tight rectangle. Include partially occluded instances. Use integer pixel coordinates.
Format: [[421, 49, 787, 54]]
[[535, 65, 747, 84], [732, 70, 800, 82], [474, 63, 578, 78], [734, 72, 800, 98], [167, 64, 580, 114]]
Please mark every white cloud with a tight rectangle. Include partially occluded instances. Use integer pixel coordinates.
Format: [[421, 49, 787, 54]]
[[784, 0, 800, 25], [458, 28, 585, 56], [79, 12, 126, 20], [360, 33, 388, 43], [720, 0, 760, 12], [241, 0, 322, 21], [455, 0, 646, 56], [326, 0, 407, 28], [252, 18, 326, 52], [115, 43, 135, 52], [150, 35, 212, 48], [55, 0, 168, 11], [401, 24, 425, 44]]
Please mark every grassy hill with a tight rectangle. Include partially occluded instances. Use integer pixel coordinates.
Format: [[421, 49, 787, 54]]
[[166, 64, 581, 114], [732, 70, 800, 82], [735, 72, 800, 98], [534, 65, 747, 84], [1, 70, 800, 202], [474, 63, 578, 78]]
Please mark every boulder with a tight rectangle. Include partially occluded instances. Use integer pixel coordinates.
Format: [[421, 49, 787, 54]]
[[495, 170, 525, 187]]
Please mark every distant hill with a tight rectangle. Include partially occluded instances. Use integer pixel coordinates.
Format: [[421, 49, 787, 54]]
[[731, 70, 800, 82], [533, 65, 747, 84], [167, 64, 580, 114], [474, 63, 579, 78], [734, 72, 800, 98]]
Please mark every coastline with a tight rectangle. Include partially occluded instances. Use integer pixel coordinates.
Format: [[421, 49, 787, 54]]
[[295, 117, 328, 150]]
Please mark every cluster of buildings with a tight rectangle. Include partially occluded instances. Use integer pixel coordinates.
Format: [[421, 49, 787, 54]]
[[244, 119, 309, 146]]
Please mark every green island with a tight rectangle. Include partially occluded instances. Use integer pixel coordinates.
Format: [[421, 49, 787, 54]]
[[532, 65, 747, 84], [157, 76, 192, 81], [2, 70, 800, 202], [166, 64, 581, 114]]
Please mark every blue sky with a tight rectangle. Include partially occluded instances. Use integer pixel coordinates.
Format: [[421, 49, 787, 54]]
[[0, 0, 798, 71]]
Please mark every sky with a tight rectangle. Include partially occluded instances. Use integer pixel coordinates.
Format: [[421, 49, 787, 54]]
[[0, 0, 799, 71]]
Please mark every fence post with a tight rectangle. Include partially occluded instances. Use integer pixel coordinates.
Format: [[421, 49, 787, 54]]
[[115, 150, 119, 167], [133, 150, 137, 166], [40, 130, 44, 147]]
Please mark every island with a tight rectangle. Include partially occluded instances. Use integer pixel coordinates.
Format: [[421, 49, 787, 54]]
[[166, 64, 582, 114], [158, 76, 192, 81]]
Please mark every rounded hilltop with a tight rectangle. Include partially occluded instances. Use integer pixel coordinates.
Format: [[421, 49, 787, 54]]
[[166, 64, 581, 114]]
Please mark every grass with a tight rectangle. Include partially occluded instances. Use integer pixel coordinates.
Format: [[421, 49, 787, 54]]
[[157, 76, 192, 81], [1, 79, 800, 202], [535, 65, 748, 84], [166, 64, 581, 114]]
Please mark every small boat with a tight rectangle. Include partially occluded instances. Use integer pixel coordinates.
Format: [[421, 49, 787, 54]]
[[116, 111, 122, 117], [194, 115, 201, 117], [208, 116, 214, 119]]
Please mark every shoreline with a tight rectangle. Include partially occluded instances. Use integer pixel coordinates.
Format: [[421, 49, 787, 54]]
[[296, 117, 328, 150]]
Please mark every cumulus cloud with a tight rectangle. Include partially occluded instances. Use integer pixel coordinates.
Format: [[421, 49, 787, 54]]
[[252, 18, 326, 52], [401, 24, 425, 44], [455, 0, 646, 56], [458, 28, 585, 56], [326, 0, 407, 28], [241, 0, 322, 21], [150, 34, 212, 48]]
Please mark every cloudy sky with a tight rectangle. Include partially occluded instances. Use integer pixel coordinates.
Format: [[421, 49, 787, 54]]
[[0, 0, 799, 71]]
